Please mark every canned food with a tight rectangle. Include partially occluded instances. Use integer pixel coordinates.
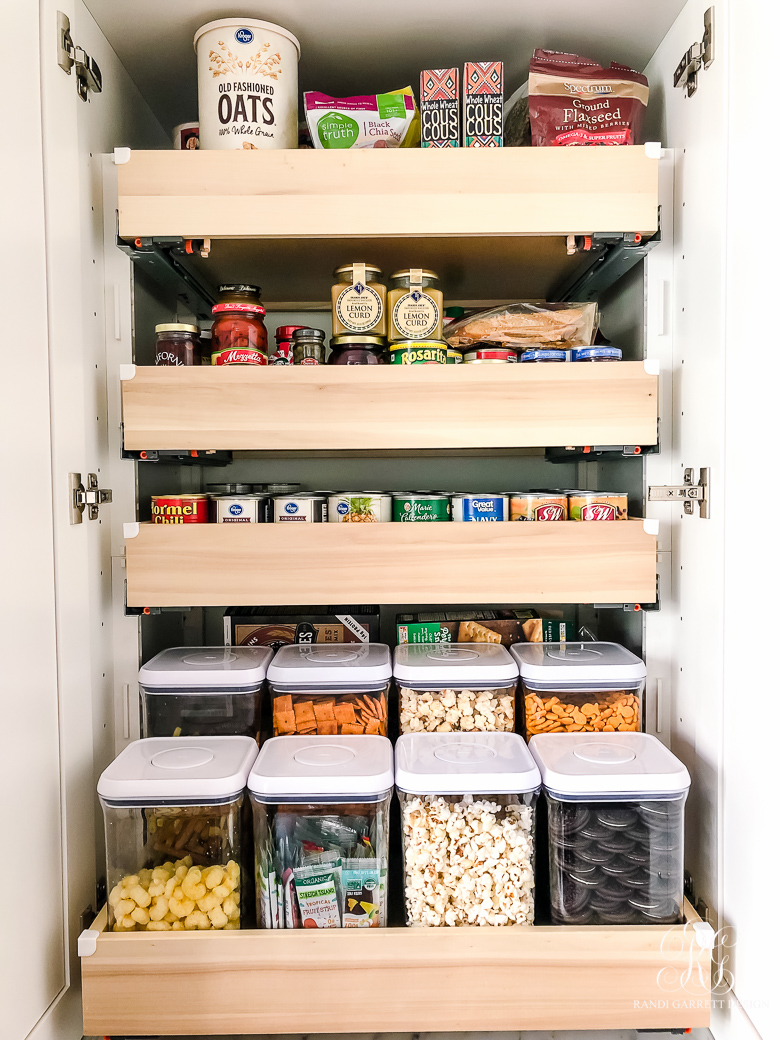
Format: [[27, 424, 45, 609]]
[[574, 347, 623, 362], [208, 483, 253, 495], [151, 494, 209, 524], [463, 347, 518, 364], [569, 493, 628, 521], [213, 495, 260, 523], [447, 348, 463, 364], [388, 340, 447, 365], [256, 483, 301, 495], [273, 495, 328, 523], [451, 494, 508, 522], [510, 493, 568, 521], [328, 493, 392, 523], [520, 349, 566, 363], [393, 494, 451, 522]]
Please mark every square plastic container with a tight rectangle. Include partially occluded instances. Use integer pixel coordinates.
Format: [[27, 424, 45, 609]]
[[98, 736, 258, 931], [267, 643, 391, 737], [395, 731, 541, 926], [529, 732, 690, 925], [249, 734, 393, 928], [139, 646, 273, 741], [511, 642, 646, 738], [393, 643, 519, 734]]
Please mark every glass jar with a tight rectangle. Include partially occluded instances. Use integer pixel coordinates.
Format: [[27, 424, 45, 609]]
[[292, 327, 326, 365], [388, 269, 443, 343], [331, 263, 386, 336], [271, 324, 306, 365], [328, 334, 384, 364], [154, 323, 201, 366], [211, 284, 268, 366]]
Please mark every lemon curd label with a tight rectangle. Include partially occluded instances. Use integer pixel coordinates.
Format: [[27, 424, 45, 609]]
[[336, 282, 383, 333], [392, 291, 440, 338]]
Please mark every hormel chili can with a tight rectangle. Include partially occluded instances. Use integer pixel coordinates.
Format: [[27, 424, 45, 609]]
[[151, 494, 208, 524], [510, 493, 568, 521], [568, 493, 628, 521]]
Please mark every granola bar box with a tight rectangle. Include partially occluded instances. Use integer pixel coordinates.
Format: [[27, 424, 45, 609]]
[[225, 605, 380, 649], [396, 609, 573, 646]]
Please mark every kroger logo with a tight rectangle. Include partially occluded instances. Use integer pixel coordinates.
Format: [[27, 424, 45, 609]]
[[229, 504, 242, 516], [285, 502, 298, 514], [235, 27, 254, 44], [337, 502, 349, 514]]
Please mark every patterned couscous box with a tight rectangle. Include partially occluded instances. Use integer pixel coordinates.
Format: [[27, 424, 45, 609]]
[[420, 68, 459, 147], [463, 61, 503, 146]]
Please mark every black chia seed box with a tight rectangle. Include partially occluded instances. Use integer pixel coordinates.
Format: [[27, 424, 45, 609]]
[[225, 605, 380, 650]]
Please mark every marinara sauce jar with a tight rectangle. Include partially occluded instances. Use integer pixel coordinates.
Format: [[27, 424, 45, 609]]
[[211, 284, 268, 366]]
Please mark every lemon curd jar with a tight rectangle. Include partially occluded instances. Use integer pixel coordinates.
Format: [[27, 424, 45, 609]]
[[388, 269, 443, 343], [331, 263, 387, 336]]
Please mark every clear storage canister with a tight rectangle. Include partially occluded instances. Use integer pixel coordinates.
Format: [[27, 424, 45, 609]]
[[139, 646, 272, 741], [511, 641, 646, 738], [529, 732, 691, 925], [396, 731, 541, 926], [98, 735, 258, 931], [249, 734, 393, 928], [393, 642, 519, 733], [268, 643, 391, 737]]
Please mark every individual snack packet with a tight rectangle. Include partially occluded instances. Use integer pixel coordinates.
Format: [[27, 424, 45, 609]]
[[528, 49, 648, 147], [443, 301, 599, 350], [305, 88, 420, 149]]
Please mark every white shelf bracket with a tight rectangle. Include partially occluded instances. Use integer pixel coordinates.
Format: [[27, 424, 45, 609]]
[[643, 359, 661, 376], [78, 927, 100, 957], [113, 147, 131, 165], [643, 518, 660, 536], [124, 522, 140, 539], [644, 141, 662, 160], [120, 363, 137, 381], [693, 920, 716, 951]]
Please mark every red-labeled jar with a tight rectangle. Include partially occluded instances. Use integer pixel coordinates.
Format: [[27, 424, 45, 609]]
[[211, 284, 268, 365], [271, 324, 307, 365]]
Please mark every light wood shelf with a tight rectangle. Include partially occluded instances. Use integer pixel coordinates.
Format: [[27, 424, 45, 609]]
[[124, 519, 658, 608], [81, 900, 711, 1034], [120, 362, 658, 452]]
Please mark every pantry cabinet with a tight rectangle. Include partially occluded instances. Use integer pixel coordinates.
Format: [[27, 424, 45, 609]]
[[7, 0, 777, 1039]]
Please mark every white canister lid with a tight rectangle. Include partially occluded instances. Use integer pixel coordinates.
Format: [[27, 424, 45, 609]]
[[138, 646, 273, 691], [248, 735, 393, 801], [393, 642, 518, 686], [97, 736, 258, 804], [528, 733, 691, 799], [194, 19, 301, 58], [511, 641, 646, 683], [395, 732, 541, 795], [267, 643, 391, 686]]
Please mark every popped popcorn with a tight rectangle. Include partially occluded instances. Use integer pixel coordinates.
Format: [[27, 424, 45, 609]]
[[399, 687, 515, 734], [400, 793, 535, 926]]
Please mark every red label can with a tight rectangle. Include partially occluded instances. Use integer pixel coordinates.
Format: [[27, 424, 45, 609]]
[[151, 494, 209, 524], [510, 493, 568, 521]]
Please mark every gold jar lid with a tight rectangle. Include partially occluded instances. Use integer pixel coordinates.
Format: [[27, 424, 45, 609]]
[[330, 334, 386, 348], [155, 323, 199, 333], [333, 263, 383, 282]]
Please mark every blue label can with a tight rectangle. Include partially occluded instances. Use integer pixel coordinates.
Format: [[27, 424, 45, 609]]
[[451, 494, 508, 522]]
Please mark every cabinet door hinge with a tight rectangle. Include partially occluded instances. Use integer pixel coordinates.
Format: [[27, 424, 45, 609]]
[[674, 7, 714, 97], [69, 472, 113, 524], [57, 12, 102, 101], [648, 467, 710, 518]]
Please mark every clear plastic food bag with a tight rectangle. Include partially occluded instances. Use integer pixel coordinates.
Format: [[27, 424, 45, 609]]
[[443, 302, 598, 350]]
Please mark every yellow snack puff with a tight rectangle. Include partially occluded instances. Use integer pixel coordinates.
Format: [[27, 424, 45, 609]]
[[131, 906, 150, 926]]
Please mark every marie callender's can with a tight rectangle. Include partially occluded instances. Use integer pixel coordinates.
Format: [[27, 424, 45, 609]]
[[392, 493, 451, 522]]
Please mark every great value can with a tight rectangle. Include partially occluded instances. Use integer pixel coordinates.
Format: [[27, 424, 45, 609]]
[[151, 494, 209, 524], [393, 494, 451, 522], [451, 494, 508, 522], [568, 493, 628, 521], [510, 493, 568, 521], [213, 495, 260, 523], [273, 495, 327, 522], [328, 493, 392, 523]]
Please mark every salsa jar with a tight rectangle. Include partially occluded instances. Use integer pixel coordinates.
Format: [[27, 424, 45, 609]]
[[328, 334, 384, 365], [292, 327, 326, 365], [388, 269, 443, 343], [271, 325, 306, 365], [331, 263, 386, 336], [211, 284, 268, 366], [154, 323, 201, 366]]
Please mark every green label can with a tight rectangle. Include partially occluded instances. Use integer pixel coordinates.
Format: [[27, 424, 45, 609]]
[[388, 339, 447, 364], [393, 494, 451, 522]]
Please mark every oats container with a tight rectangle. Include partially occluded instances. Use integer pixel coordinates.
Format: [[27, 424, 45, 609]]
[[194, 19, 300, 150]]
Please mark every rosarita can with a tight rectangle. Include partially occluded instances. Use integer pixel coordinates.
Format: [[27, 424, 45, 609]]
[[451, 494, 508, 521], [393, 494, 451, 522]]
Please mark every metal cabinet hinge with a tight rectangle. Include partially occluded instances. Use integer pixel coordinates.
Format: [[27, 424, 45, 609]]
[[649, 467, 710, 518], [674, 7, 714, 97], [57, 12, 102, 101], [69, 472, 113, 524]]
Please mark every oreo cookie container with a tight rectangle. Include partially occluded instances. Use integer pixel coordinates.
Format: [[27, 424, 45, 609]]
[[393, 494, 451, 522], [451, 494, 508, 522], [273, 494, 327, 523], [529, 733, 690, 926]]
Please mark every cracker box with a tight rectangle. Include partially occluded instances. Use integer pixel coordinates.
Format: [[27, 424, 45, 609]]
[[463, 61, 503, 147], [225, 606, 380, 649], [420, 68, 460, 147], [396, 609, 574, 646]]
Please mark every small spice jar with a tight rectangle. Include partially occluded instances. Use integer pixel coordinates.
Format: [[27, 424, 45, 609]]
[[327, 334, 384, 365], [211, 284, 268, 366], [388, 269, 443, 343], [271, 324, 306, 365], [292, 327, 326, 365], [154, 323, 201, 366], [331, 263, 386, 336]]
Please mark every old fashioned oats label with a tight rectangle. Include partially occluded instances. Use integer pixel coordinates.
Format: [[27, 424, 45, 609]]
[[336, 282, 383, 333], [392, 290, 440, 338]]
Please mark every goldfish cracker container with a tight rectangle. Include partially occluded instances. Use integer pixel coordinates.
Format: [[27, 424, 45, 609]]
[[98, 736, 258, 931], [248, 735, 393, 928], [396, 731, 541, 926]]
